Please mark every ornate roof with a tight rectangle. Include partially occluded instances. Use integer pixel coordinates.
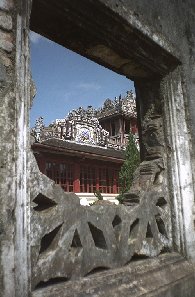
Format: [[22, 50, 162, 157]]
[[32, 138, 125, 161], [96, 90, 136, 119], [31, 90, 137, 150], [31, 110, 110, 148]]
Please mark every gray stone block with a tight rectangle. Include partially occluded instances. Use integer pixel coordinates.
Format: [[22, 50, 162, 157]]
[[0, 0, 13, 11], [0, 62, 6, 82], [0, 31, 13, 52], [0, 11, 12, 31]]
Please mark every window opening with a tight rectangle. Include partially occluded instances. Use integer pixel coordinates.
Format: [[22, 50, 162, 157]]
[[80, 165, 96, 193], [46, 161, 74, 192], [30, 31, 139, 203]]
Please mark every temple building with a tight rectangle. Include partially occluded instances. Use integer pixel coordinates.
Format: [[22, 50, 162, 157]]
[[31, 91, 138, 204], [97, 90, 138, 149]]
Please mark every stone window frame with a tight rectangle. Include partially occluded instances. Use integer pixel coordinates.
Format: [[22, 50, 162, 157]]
[[1, 0, 194, 295], [29, 0, 195, 258]]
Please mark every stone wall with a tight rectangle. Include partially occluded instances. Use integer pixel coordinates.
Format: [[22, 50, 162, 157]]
[[0, 0, 31, 296], [0, 1, 17, 296], [0, 0, 195, 296], [96, 0, 195, 259]]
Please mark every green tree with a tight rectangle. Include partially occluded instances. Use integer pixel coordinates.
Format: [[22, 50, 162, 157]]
[[118, 133, 140, 203]]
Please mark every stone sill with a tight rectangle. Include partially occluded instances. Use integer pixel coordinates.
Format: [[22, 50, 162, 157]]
[[32, 253, 195, 297]]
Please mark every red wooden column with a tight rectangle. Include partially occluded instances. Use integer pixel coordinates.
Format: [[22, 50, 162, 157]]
[[73, 162, 80, 192], [113, 170, 117, 194], [96, 166, 99, 191]]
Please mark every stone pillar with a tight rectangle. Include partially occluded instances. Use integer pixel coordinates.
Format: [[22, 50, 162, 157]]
[[163, 68, 195, 260], [0, 0, 32, 296], [124, 78, 172, 250], [126, 72, 195, 262]]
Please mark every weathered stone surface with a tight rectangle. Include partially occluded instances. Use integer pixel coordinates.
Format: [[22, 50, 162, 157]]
[[1, 0, 195, 296], [32, 253, 195, 297], [30, 0, 179, 79], [123, 81, 171, 257], [30, 151, 170, 290], [0, 62, 6, 82], [0, 31, 13, 52], [28, 0, 195, 295], [0, 11, 12, 31], [0, 51, 12, 66], [0, 0, 13, 11], [0, 1, 31, 296]]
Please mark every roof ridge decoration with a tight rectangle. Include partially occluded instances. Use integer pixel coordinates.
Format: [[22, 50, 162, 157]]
[[96, 90, 136, 119], [31, 90, 137, 150]]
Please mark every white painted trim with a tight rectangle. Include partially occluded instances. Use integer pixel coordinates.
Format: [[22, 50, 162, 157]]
[[76, 193, 119, 205]]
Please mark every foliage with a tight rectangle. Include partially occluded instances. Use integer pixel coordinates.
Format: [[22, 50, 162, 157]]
[[117, 133, 140, 203]]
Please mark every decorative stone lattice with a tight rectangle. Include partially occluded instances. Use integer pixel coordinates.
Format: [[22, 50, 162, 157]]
[[30, 153, 170, 290]]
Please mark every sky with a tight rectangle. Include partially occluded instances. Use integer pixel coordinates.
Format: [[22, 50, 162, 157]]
[[30, 31, 134, 127]]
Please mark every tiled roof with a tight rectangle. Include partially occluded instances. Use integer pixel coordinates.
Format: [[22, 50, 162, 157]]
[[32, 138, 125, 161]]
